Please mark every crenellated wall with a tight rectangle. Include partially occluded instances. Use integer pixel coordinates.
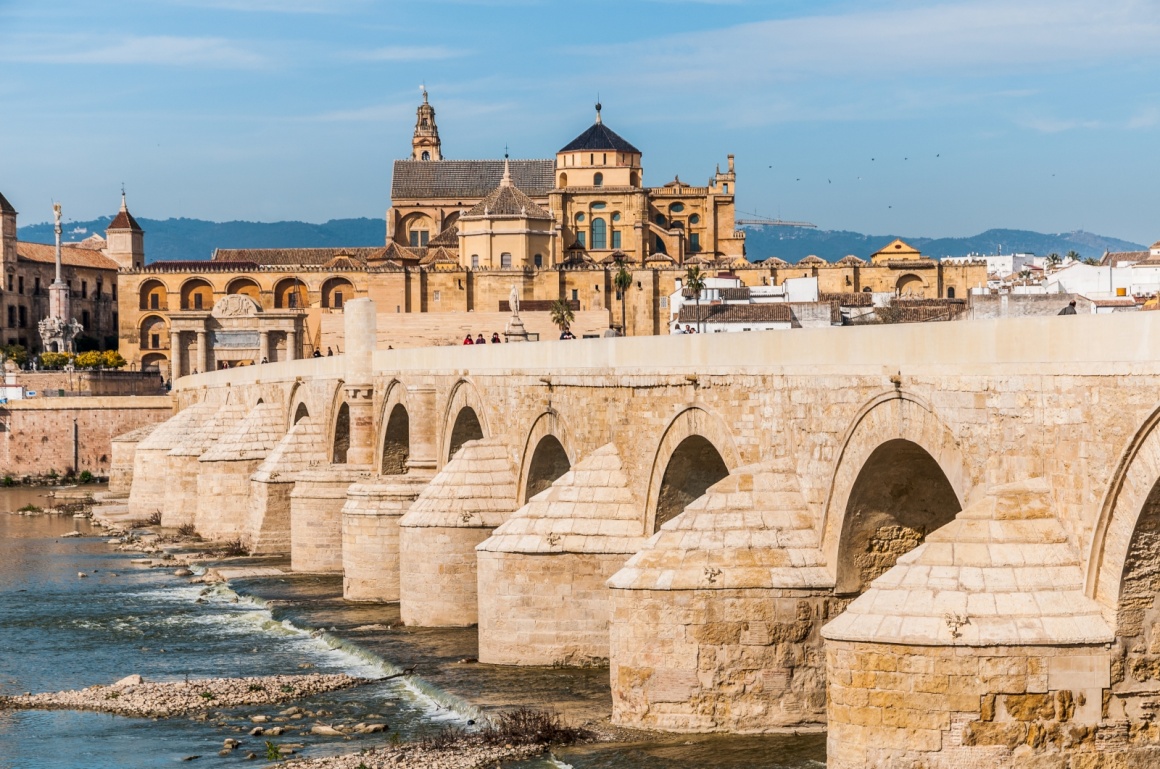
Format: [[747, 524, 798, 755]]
[[124, 308, 1160, 766]]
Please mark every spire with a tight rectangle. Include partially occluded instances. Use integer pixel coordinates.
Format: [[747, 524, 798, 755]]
[[500, 156, 512, 187], [595, 100, 602, 125], [120, 185, 128, 212]]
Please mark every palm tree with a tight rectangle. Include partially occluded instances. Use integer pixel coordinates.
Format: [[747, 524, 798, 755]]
[[684, 265, 707, 333], [1065, 250, 1082, 263], [1046, 253, 1062, 269], [613, 257, 632, 336], [549, 299, 575, 336]]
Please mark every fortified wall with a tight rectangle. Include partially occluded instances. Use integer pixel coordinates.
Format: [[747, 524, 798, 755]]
[[116, 302, 1160, 767]]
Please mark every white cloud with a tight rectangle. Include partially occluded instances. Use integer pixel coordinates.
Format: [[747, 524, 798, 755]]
[[2, 35, 270, 69], [353, 45, 468, 62]]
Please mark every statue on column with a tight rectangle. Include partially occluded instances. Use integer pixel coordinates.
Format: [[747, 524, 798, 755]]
[[38, 203, 83, 353], [504, 283, 529, 343]]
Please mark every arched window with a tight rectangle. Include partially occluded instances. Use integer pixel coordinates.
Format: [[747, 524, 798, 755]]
[[558, 172, 568, 187], [947, 286, 956, 298], [534, 254, 543, 268], [593, 172, 604, 187], [421, 151, 430, 161], [591, 218, 607, 250]]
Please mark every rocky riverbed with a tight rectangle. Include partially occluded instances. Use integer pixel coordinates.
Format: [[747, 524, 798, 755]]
[[281, 741, 547, 768], [0, 673, 369, 718]]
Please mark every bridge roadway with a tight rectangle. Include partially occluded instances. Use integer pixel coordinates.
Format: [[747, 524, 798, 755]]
[[119, 300, 1160, 767]]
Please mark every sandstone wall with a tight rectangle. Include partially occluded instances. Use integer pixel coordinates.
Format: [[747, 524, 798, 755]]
[[0, 396, 172, 478], [289, 468, 371, 573], [320, 310, 611, 351]]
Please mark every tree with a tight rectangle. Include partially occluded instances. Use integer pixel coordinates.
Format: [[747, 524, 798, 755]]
[[613, 257, 632, 337], [684, 265, 707, 333], [102, 350, 128, 369], [1046, 253, 1062, 268], [1082, 257, 1100, 266], [549, 299, 575, 335], [1066, 250, 1082, 263], [0, 344, 27, 366], [75, 351, 104, 369], [39, 352, 73, 370]]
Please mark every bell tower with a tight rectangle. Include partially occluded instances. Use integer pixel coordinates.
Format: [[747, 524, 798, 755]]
[[0, 191, 16, 267], [412, 88, 442, 161]]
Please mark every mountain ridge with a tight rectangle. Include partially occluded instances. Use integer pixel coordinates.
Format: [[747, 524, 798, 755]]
[[17, 217, 1146, 265]]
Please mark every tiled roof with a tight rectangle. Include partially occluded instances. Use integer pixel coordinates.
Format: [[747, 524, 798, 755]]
[[836, 255, 866, 266], [820, 292, 874, 307], [418, 246, 460, 267], [1101, 250, 1147, 267], [108, 209, 143, 232], [758, 257, 789, 267], [463, 184, 553, 220], [16, 242, 119, 271], [428, 224, 459, 246], [322, 254, 363, 270], [558, 121, 641, 154], [0, 191, 15, 214], [871, 238, 922, 259], [212, 247, 375, 267], [391, 159, 554, 199], [719, 287, 751, 301], [797, 255, 827, 266], [678, 303, 794, 324]]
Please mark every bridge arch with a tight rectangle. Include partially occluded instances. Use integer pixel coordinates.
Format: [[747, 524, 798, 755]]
[[644, 405, 741, 534], [441, 379, 490, 464], [377, 381, 411, 475], [822, 391, 974, 595], [1087, 403, 1160, 629], [517, 410, 576, 505]]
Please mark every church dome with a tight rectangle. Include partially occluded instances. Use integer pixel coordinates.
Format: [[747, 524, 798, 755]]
[[558, 106, 640, 154]]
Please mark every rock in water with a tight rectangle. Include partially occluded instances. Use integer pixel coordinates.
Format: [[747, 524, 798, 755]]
[[310, 724, 344, 736], [62, 531, 81, 538], [77, 572, 87, 578], [174, 568, 193, 577], [112, 674, 144, 687]]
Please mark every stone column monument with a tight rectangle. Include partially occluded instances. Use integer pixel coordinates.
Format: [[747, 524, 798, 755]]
[[504, 283, 529, 343], [38, 203, 82, 353]]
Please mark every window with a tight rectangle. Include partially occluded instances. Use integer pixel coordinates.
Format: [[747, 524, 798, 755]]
[[534, 254, 543, 268], [18, 306, 26, 328], [690, 233, 700, 252], [151, 333, 159, 349], [112, 284, 117, 299], [591, 202, 606, 210], [591, 218, 607, 250], [577, 232, 586, 248], [689, 214, 700, 225], [723, 183, 729, 194], [655, 214, 666, 226], [82, 310, 90, 329], [17, 276, 23, 294], [602, 153, 607, 164], [593, 172, 603, 187], [6, 306, 13, 328], [670, 203, 685, 213], [96, 280, 102, 299], [471, 254, 479, 268], [571, 289, 578, 301], [611, 212, 620, 222], [611, 230, 621, 249], [409, 230, 429, 247], [334, 291, 344, 309], [113, 311, 118, 327], [421, 151, 430, 161], [433, 290, 441, 302], [501, 252, 512, 268], [947, 287, 956, 298], [194, 294, 203, 310], [288, 291, 298, 308], [589, 153, 594, 165], [5, 275, 10, 291], [576, 213, 585, 224], [81, 280, 87, 298], [34, 277, 40, 294], [655, 236, 665, 252]]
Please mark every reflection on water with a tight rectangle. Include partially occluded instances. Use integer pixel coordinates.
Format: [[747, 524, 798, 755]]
[[0, 488, 826, 768]]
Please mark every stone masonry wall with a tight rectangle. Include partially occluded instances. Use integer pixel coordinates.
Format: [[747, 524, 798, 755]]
[[341, 476, 429, 602], [477, 551, 627, 666], [0, 396, 172, 478], [399, 525, 492, 627], [611, 588, 841, 732], [289, 468, 371, 573]]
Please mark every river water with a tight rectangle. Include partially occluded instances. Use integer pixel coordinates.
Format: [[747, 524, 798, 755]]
[[0, 488, 826, 768]]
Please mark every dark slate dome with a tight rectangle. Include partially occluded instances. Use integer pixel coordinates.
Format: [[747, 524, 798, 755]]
[[559, 110, 641, 155]]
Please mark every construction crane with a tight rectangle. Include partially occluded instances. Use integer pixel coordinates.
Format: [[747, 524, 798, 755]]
[[734, 212, 817, 229]]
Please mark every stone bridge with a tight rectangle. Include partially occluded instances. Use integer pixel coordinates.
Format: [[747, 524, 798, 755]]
[[118, 299, 1160, 767]]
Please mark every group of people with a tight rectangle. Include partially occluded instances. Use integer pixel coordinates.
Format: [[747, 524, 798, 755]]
[[463, 333, 503, 345], [311, 347, 335, 357], [671, 324, 699, 334]]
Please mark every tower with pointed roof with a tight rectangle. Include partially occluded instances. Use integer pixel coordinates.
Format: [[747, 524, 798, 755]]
[[412, 89, 442, 162], [554, 103, 643, 190], [105, 191, 145, 270], [0, 191, 16, 267], [457, 157, 556, 269]]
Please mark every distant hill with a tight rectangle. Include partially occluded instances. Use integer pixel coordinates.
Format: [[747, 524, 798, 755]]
[[742, 226, 1145, 262], [17, 216, 1144, 265], [18, 217, 387, 263]]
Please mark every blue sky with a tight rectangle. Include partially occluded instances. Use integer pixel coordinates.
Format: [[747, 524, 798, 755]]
[[1, 0, 1158, 243]]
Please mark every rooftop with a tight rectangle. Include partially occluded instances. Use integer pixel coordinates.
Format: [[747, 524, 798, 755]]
[[558, 108, 641, 154], [391, 159, 554, 199], [16, 242, 119, 271]]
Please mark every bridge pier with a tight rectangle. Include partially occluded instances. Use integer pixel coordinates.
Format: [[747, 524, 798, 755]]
[[822, 479, 1114, 768], [181, 401, 249, 539], [245, 414, 325, 554], [127, 400, 220, 524], [108, 425, 158, 498], [195, 402, 285, 543], [342, 474, 432, 602], [289, 467, 372, 572], [399, 438, 517, 627], [477, 443, 646, 666], [608, 463, 837, 732]]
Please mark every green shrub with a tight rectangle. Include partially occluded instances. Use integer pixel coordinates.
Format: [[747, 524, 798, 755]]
[[77, 471, 93, 483]]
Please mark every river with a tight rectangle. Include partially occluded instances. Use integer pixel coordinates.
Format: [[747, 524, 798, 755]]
[[0, 487, 825, 768]]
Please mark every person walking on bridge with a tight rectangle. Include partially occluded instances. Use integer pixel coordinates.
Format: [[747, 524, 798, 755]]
[[1058, 300, 1077, 315]]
